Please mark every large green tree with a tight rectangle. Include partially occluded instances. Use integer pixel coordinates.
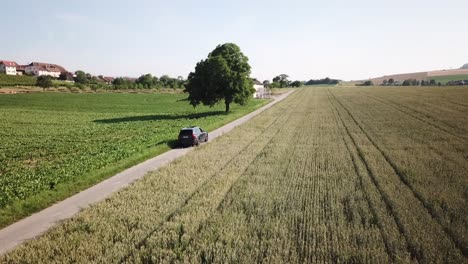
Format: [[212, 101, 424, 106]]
[[185, 43, 254, 112]]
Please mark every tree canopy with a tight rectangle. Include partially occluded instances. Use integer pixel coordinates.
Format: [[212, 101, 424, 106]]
[[36, 75, 53, 91], [272, 74, 290, 88], [305, 77, 340, 85], [185, 43, 254, 112]]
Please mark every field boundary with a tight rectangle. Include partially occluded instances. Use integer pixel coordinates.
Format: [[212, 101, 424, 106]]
[[0, 90, 294, 256]]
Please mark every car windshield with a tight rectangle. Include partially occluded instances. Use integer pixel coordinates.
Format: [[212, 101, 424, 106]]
[[179, 130, 193, 136]]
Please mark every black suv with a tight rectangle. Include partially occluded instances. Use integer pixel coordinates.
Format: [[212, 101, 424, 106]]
[[178, 126, 208, 147]]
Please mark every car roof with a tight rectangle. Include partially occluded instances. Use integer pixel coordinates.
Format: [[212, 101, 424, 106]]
[[181, 126, 199, 130]]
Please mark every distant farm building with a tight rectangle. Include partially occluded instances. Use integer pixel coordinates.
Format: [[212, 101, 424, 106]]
[[100, 76, 115, 84], [0, 60, 19, 75], [25, 62, 67, 78], [252, 78, 267, 98]]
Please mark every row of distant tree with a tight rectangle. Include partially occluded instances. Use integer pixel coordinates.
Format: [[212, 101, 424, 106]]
[[113, 74, 185, 89], [379, 78, 440, 86], [263, 74, 302, 88], [263, 75, 340, 88], [56, 70, 186, 89]]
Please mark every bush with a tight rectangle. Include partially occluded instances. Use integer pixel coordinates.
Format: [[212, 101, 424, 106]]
[[357, 80, 373, 86], [36, 76, 53, 90]]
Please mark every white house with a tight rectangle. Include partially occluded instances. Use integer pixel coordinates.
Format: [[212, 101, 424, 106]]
[[252, 79, 266, 98], [25, 62, 67, 78], [0, 61, 18, 75]]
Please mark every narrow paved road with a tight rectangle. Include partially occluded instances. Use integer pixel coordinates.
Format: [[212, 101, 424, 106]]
[[0, 91, 293, 255]]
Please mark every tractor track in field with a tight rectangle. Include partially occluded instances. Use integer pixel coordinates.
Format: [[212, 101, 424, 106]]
[[361, 93, 467, 141], [385, 90, 468, 109], [186, 94, 309, 259], [118, 92, 300, 263], [327, 91, 407, 263], [328, 89, 468, 259], [376, 92, 467, 134]]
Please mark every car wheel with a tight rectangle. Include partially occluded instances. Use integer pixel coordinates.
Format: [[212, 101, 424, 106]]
[[205, 135, 208, 142]]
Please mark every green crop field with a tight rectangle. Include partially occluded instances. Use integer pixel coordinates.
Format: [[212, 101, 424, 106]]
[[429, 74, 468, 84], [0, 93, 269, 227], [2, 86, 467, 263], [0, 74, 36, 86]]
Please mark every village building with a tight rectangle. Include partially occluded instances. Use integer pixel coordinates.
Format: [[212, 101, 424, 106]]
[[24, 62, 67, 78], [100, 76, 115, 84], [0, 60, 19, 75], [252, 78, 266, 98], [15, 65, 27, 75]]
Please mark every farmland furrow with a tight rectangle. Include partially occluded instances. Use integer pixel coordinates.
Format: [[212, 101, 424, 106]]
[[361, 93, 467, 141], [153, 93, 309, 263], [372, 91, 468, 134], [327, 90, 410, 262], [119, 93, 308, 263], [177, 89, 393, 263], [382, 88, 468, 108], [279, 89, 391, 263], [328, 89, 467, 262]]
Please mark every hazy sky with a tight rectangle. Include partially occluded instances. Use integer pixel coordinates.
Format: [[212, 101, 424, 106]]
[[2, 0, 467, 81]]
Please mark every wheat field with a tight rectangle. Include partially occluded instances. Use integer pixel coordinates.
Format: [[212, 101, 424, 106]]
[[2, 87, 467, 263]]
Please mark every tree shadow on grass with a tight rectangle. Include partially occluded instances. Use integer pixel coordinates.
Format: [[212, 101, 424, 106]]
[[176, 97, 190, 102], [93, 111, 226, 124]]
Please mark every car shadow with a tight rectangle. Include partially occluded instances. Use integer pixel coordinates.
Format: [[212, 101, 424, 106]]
[[93, 111, 226, 124], [166, 139, 180, 149]]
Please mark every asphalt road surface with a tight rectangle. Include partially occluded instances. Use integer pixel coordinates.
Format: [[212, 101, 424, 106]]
[[0, 90, 294, 255]]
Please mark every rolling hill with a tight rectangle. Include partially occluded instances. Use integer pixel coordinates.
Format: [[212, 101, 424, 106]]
[[369, 64, 468, 84]]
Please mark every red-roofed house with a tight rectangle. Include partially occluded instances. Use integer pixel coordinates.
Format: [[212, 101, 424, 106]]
[[100, 76, 115, 84], [0, 60, 19, 75], [25, 62, 67, 78]]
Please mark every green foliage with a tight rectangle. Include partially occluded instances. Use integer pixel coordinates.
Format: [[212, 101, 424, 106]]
[[74, 70, 88, 84], [136, 74, 159, 88], [74, 70, 104, 85], [305, 77, 340, 85], [59, 72, 74, 81], [357, 80, 374, 86], [429, 74, 468, 85], [36, 75, 53, 89], [402, 79, 419, 86], [272, 74, 290, 88], [186, 43, 254, 112], [0, 74, 37, 86], [0, 93, 268, 226], [269, 81, 280, 88], [290, 80, 303, 87]]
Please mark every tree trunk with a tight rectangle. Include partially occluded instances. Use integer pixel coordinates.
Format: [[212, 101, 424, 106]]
[[225, 102, 230, 113]]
